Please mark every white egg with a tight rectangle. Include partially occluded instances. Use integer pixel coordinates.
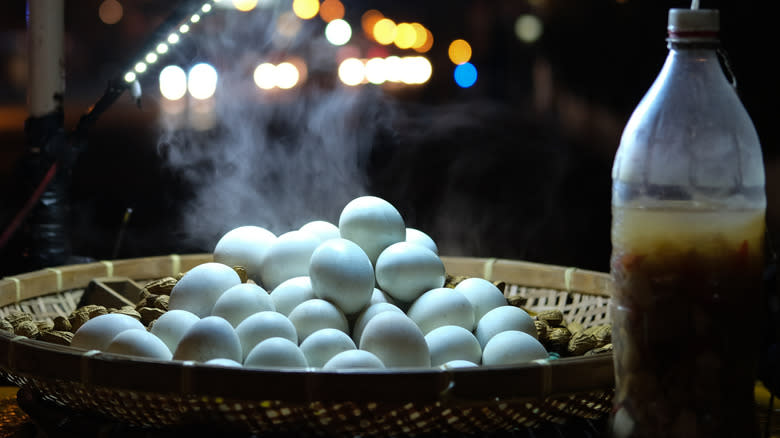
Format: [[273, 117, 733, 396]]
[[173, 316, 242, 363], [323, 350, 385, 370], [424, 325, 482, 366], [299, 220, 340, 242], [234, 311, 298, 361], [213, 225, 276, 284], [369, 288, 394, 306], [454, 277, 508, 323], [474, 305, 537, 349], [169, 262, 241, 318], [351, 302, 405, 345], [309, 238, 374, 315], [359, 311, 430, 368], [338, 196, 405, 265], [299, 328, 356, 368], [259, 230, 321, 290], [105, 329, 173, 360], [150, 309, 200, 354], [287, 299, 349, 342], [205, 358, 243, 368], [375, 242, 446, 303], [481, 330, 548, 365], [269, 276, 315, 316], [71, 313, 146, 351], [406, 288, 475, 335], [244, 337, 308, 369], [211, 283, 275, 327], [440, 360, 478, 369], [405, 227, 438, 254]]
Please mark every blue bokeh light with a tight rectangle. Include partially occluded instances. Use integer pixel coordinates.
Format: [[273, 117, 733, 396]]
[[454, 62, 477, 88]]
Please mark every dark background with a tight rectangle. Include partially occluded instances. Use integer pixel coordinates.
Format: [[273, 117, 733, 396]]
[[0, 0, 778, 277]]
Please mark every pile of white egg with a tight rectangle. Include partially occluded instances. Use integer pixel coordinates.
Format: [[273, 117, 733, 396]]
[[70, 196, 548, 370]]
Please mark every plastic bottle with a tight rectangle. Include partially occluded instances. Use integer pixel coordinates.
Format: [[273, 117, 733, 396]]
[[609, 7, 765, 438]]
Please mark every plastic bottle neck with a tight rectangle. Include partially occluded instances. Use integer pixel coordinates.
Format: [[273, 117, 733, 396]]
[[667, 32, 720, 49]]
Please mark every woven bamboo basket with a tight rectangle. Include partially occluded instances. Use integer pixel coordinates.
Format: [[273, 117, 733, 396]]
[[0, 254, 615, 436]]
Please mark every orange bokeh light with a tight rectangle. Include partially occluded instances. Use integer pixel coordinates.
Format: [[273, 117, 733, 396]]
[[361, 9, 384, 39], [319, 0, 345, 23]]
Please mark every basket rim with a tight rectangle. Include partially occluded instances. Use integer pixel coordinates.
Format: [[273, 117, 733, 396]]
[[0, 254, 614, 404]]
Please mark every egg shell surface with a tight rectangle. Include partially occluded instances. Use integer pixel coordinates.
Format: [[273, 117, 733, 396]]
[[71, 313, 146, 351], [359, 311, 430, 368], [235, 311, 298, 361], [405, 228, 438, 254], [259, 230, 321, 290], [406, 287, 475, 335], [105, 329, 173, 360], [244, 337, 308, 369], [299, 328, 356, 367], [323, 350, 385, 370], [169, 262, 241, 318], [440, 360, 479, 369], [475, 305, 537, 349], [205, 358, 243, 368], [338, 196, 405, 265], [213, 226, 276, 284], [173, 316, 242, 363], [269, 276, 315, 316], [481, 330, 548, 365], [424, 325, 482, 366], [375, 242, 446, 303], [299, 220, 340, 242], [309, 238, 375, 315], [149, 309, 200, 354], [351, 302, 405, 345], [454, 277, 508, 323], [287, 299, 349, 342], [211, 283, 274, 327]]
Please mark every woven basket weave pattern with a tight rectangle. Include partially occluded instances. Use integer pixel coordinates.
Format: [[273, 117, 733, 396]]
[[0, 255, 615, 436]]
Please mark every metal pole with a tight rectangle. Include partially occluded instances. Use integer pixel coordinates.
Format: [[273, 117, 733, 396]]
[[21, 0, 71, 270]]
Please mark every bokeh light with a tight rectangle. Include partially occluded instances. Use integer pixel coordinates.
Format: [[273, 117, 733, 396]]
[[448, 39, 472, 65], [98, 0, 123, 25], [400, 56, 432, 84], [253, 63, 276, 90], [159, 65, 187, 100], [414, 27, 434, 53], [394, 23, 416, 49], [364, 58, 386, 84], [514, 14, 543, 43], [277, 11, 302, 39], [384, 56, 403, 83], [325, 19, 352, 46], [373, 18, 396, 45], [188, 63, 218, 99], [275, 62, 300, 89], [454, 62, 477, 88], [338, 58, 365, 86], [319, 0, 344, 23], [361, 10, 383, 39], [156, 43, 169, 54], [292, 0, 319, 20], [410, 23, 427, 49], [232, 0, 258, 12]]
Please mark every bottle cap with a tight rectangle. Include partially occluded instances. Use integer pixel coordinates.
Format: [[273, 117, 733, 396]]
[[668, 9, 719, 41]]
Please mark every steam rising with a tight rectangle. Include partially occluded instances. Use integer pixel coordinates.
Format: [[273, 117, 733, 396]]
[[156, 7, 396, 250]]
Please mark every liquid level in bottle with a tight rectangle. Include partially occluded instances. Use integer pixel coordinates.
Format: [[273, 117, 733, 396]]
[[610, 205, 765, 438]]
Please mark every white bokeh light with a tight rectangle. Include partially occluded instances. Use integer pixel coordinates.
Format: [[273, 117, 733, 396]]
[[364, 57, 386, 84], [254, 63, 277, 90], [338, 58, 364, 86], [159, 65, 187, 100], [325, 19, 352, 46], [187, 63, 218, 99], [275, 62, 300, 89]]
